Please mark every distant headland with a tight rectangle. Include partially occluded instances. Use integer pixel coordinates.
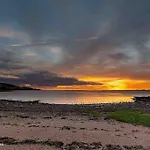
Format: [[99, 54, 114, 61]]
[[0, 82, 40, 92]]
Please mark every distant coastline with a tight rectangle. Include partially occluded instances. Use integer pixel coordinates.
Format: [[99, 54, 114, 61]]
[[0, 82, 40, 92]]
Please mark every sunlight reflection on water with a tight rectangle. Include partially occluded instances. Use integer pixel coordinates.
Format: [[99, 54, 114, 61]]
[[0, 90, 150, 104]]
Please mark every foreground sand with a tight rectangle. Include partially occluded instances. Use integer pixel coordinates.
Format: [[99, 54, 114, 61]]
[[0, 110, 150, 150]]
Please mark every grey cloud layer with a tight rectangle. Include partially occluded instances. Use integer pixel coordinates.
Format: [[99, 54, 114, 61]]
[[1, 0, 150, 85], [0, 71, 102, 86]]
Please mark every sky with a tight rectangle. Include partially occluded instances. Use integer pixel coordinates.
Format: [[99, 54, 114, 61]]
[[0, 0, 150, 90]]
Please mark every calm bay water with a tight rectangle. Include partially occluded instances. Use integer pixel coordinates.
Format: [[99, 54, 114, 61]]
[[0, 90, 150, 104]]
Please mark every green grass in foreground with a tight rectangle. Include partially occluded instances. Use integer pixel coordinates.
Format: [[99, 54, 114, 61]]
[[108, 111, 150, 127]]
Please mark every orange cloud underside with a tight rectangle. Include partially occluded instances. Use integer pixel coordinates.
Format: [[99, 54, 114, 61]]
[[78, 77, 150, 90], [35, 77, 150, 90]]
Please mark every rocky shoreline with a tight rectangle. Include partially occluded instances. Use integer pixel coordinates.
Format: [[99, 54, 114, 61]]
[[0, 99, 150, 113]]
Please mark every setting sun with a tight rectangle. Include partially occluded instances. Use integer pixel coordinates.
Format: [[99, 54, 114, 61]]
[[106, 80, 127, 90]]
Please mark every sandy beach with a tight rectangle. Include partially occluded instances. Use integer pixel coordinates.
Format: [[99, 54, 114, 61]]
[[0, 100, 149, 150]]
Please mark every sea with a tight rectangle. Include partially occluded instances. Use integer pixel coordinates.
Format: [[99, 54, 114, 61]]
[[0, 90, 150, 104]]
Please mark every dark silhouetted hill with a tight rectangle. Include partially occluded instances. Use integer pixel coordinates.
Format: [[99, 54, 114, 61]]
[[0, 82, 40, 91]]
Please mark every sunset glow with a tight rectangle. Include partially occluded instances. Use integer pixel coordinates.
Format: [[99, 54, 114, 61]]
[[33, 78, 150, 91], [0, 0, 150, 91]]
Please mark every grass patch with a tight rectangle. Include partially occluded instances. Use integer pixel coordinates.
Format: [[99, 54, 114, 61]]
[[107, 111, 150, 127]]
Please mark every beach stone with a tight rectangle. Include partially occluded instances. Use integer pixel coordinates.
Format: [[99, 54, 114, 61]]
[[123, 145, 144, 150], [65, 141, 102, 150], [105, 144, 123, 150]]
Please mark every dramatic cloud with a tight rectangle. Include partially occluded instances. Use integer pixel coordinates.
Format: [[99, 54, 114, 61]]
[[0, 71, 102, 87], [0, 0, 150, 88]]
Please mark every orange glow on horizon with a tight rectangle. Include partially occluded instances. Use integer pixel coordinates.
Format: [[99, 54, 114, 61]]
[[106, 80, 127, 90], [32, 77, 150, 90], [35, 85, 106, 91]]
